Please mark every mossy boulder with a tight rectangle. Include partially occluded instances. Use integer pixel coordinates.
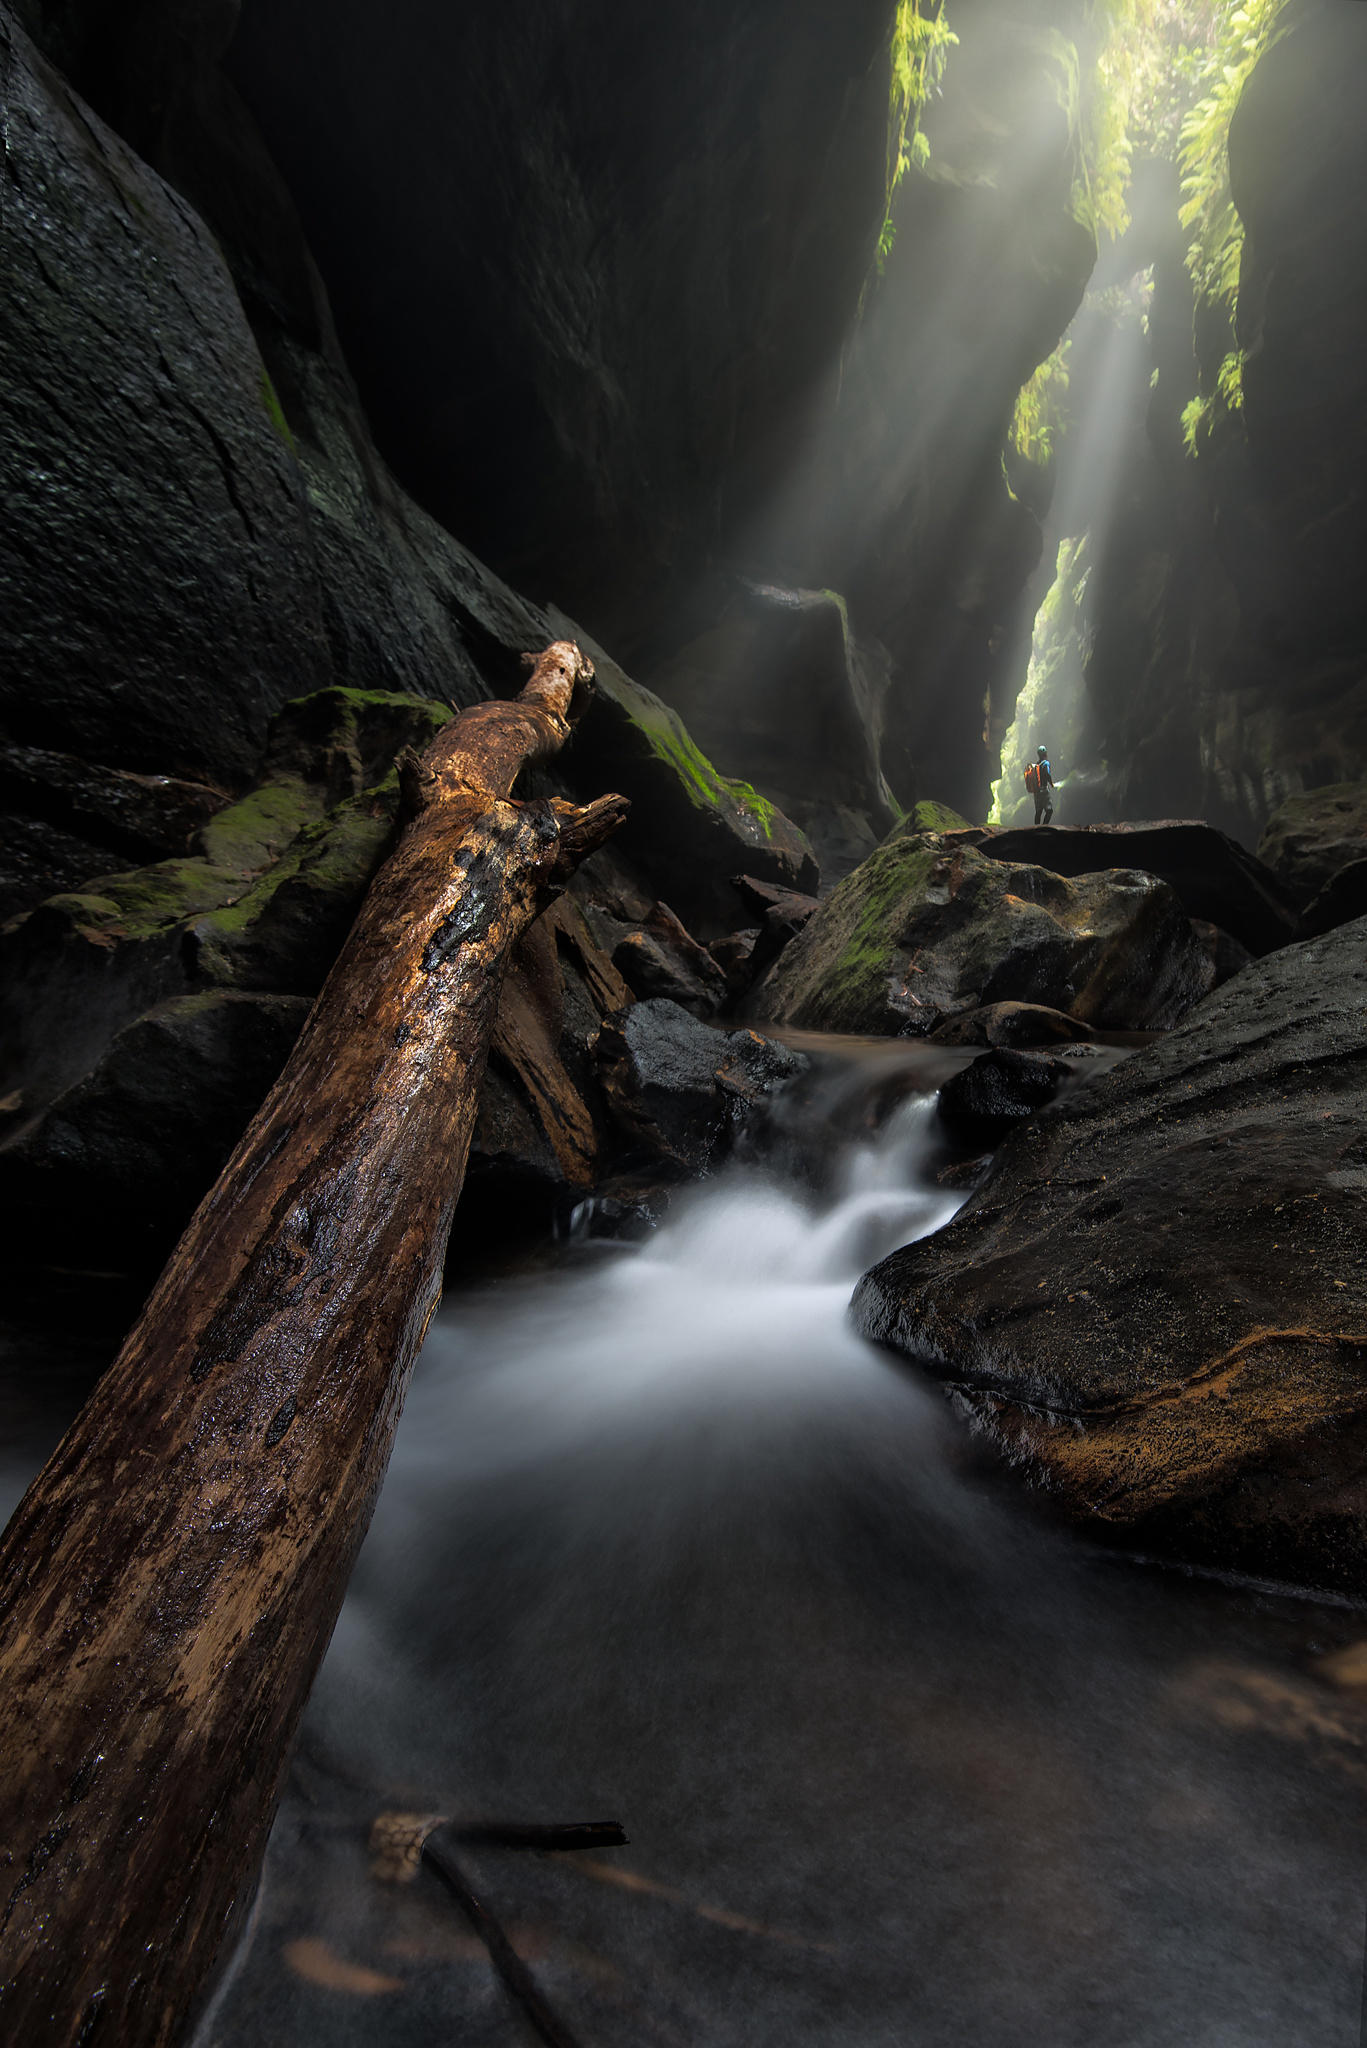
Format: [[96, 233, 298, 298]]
[[547, 609, 818, 934], [1257, 783, 1367, 906], [748, 825, 1214, 1037], [0, 688, 451, 1115], [910, 801, 973, 833], [190, 790, 398, 993], [642, 583, 898, 881]]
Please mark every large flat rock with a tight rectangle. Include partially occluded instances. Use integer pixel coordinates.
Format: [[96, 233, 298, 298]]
[[980, 822, 1298, 956], [750, 825, 1213, 1036], [853, 919, 1367, 1594]]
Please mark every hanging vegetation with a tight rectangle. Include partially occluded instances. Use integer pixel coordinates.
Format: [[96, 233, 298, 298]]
[[1175, 0, 1290, 450], [1007, 2, 1290, 466], [1075, 0, 1218, 234], [1010, 340, 1073, 467], [878, 0, 958, 267]]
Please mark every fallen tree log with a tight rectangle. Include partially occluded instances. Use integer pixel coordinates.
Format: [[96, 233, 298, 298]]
[[0, 642, 628, 2048]]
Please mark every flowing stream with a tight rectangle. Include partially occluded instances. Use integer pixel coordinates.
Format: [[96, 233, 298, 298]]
[[167, 1056, 1367, 2043]]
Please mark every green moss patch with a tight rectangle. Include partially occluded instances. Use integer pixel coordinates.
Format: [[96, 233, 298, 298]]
[[763, 830, 943, 1034], [73, 858, 248, 941], [198, 776, 328, 875], [911, 800, 973, 833], [192, 786, 398, 993]]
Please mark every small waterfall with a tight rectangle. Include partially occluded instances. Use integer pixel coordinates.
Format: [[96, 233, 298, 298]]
[[202, 1052, 1367, 2048]]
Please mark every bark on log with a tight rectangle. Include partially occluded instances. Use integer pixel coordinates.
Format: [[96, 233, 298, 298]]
[[0, 643, 627, 2047]]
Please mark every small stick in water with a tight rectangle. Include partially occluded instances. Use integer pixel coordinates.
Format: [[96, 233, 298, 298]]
[[449, 1820, 629, 1854], [421, 1828, 585, 2048], [369, 1812, 628, 1881]]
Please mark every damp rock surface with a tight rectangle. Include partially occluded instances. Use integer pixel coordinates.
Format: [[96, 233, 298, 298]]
[[853, 917, 1367, 1594], [596, 998, 808, 1176], [981, 822, 1298, 958], [936, 1047, 1077, 1146], [750, 826, 1214, 1038], [1258, 783, 1367, 906]]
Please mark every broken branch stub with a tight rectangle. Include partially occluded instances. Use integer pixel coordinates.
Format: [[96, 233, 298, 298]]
[[0, 642, 626, 2047]]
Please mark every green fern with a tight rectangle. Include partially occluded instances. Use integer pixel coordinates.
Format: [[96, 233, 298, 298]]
[[1176, 0, 1288, 451], [879, 1, 958, 269], [1011, 342, 1073, 467], [1178, 0, 1289, 310]]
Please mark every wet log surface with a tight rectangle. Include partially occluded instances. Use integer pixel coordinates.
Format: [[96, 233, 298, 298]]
[[0, 643, 627, 2047]]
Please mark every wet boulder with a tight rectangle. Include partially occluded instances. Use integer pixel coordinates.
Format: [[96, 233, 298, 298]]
[[936, 1048, 1076, 1147], [928, 1002, 1094, 1050], [595, 998, 807, 1175], [980, 823, 1298, 957], [1258, 783, 1367, 906], [1298, 859, 1367, 941], [0, 744, 228, 921], [1188, 917, 1253, 989], [0, 991, 309, 1267], [733, 874, 821, 978], [611, 902, 728, 1018], [853, 918, 1367, 1595], [749, 826, 1214, 1038], [612, 930, 718, 1015], [709, 928, 764, 1005]]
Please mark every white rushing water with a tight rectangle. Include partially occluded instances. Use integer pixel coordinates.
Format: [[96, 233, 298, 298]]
[[201, 1072, 1367, 2048]]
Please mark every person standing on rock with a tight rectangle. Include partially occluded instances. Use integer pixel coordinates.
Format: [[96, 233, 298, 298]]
[[1025, 746, 1054, 826]]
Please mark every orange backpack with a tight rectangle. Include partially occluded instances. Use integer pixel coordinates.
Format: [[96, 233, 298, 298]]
[[1024, 762, 1041, 793]]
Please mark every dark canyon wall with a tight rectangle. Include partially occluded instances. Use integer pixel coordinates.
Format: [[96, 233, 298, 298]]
[[1064, 0, 1367, 840], [8, 0, 1366, 857], [226, 0, 1101, 830]]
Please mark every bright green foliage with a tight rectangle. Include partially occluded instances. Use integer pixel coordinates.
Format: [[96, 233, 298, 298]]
[[1177, 0, 1288, 309], [1072, 2, 1217, 241], [1011, 341, 1073, 467], [1008, 2, 1284, 468], [879, 1, 958, 267], [1172, 0, 1288, 451], [1180, 344, 1245, 451], [990, 535, 1092, 827]]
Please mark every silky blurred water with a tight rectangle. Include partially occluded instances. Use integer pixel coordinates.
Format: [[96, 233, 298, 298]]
[[184, 1076, 1367, 2046]]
